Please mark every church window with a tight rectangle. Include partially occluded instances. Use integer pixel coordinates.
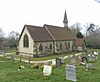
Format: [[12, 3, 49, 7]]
[[59, 43, 62, 50], [49, 43, 52, 49], [23, 34, 29, 48], [39, 44, 43, 52]]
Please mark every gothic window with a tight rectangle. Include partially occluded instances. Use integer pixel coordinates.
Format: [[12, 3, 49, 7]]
[[59, 43, 62, 50], [23, 34, 29, 48], [49, 43, 52, 50], [39, 44, 43, 52], [68, 42, 70, 48], [65, 42, 68, 49], [56, 43, 58, 47]]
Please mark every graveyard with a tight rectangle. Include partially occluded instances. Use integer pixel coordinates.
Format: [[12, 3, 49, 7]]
[[0, 49, 100, 82]]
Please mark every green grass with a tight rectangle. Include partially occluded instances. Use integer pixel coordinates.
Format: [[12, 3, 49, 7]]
[[5, 51, 79, 61], [0, 49, 100, 82]]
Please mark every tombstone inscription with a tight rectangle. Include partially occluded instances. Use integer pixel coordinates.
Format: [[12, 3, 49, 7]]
[[43, 65, 52, 76], [66, 64, 77, 81]]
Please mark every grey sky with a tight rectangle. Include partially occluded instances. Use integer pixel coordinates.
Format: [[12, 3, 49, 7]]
[[0, 0, 100, 35]]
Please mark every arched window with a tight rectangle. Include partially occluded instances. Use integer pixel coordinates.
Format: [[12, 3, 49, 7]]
[[39, 44, 43, 52], [23, 34, 29, 48], [49, 43, 52, 50], [59, 43, 62, 50]]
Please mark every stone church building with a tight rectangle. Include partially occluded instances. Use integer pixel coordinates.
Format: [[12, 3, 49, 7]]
[[17, 11, 86, 56]]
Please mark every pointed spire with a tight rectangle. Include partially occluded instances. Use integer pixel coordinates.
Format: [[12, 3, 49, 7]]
[[63, 10, 68, 27]]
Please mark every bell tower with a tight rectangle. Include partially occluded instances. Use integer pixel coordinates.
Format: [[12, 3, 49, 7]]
[[63, 10, 68, 28]]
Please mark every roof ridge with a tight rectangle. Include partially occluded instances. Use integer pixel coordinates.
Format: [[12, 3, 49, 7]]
[[44, 24, 63, 28], [25, 24, 42, 28]]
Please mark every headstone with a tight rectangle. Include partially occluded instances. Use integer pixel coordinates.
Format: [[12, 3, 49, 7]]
[[71, 58, 76, 64], [88, 54, 91, 57], [66, 64, 77, 81], [86, 63, 94, 70], [70, 56, 76, 64], [52, 59, 56, 66], [81, 57, 88, 63], [43, 65, 52, 76], [94, 51, 98, 56], [56, 58, 61, 67], [59, 57, 64, 64], [88, 56, 95, 62]]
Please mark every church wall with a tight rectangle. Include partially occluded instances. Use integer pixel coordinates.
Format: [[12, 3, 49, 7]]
[[54, 40, 74, 53], [35, 41, 54, 55], [18, 27, 34, 55]]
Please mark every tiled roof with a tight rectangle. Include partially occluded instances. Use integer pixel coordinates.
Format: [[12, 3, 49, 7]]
[[44, 24, 76, 41], [26, 25, 52, 42], [22, 24, 76, 42], [74, 38, 85, 46]]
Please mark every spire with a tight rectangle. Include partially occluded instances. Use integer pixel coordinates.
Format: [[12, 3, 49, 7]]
[[63, 10, 68, 28]]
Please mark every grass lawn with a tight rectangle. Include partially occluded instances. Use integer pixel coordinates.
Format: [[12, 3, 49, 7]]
[[0, 49, 100, 82]]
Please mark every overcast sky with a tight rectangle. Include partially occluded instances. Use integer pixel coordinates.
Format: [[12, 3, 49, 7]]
[[0, 0, 100, 35]]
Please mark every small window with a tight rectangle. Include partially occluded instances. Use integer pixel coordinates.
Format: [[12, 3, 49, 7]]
[[68, 42, 70, 48], [49, 43, 52, 49], [59, 43, 62, 50], [23, 34, 29, 48], [39, 44, 43, 52]]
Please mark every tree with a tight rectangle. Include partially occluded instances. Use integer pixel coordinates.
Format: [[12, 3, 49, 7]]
[[85, 23, 100, 48], [8, 31, 19, 47], [71, 22, 82, 35], [76, 32, 84, 38], [0, 28, 5, 43]]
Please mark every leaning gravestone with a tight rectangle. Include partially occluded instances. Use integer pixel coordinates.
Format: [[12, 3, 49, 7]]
[[66, 64, 77, 81], [56, 58, 61, 67], [43, 65, 52, 76]]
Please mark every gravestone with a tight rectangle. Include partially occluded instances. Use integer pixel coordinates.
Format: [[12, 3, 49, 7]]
[[86, 63, 94, 70], [70, 55, 76, 64], [59, 57, 64, 64], [88, 55, 95, 62], [52, 59, 56, 66], [43, 65, 52, 76], [56, 58, 61, 67], [81, 57, 88, 63], [66, 64, 77, 81], [88, 54, 91, 57], [94, 51, 98, 56]]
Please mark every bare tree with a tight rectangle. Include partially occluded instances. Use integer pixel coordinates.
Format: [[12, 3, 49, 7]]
[[8, 31, 19, 47], [71, 22, 82, 35]]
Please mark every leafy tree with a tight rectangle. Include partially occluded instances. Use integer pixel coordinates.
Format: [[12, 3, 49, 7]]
[[76, 32, 84, 38]]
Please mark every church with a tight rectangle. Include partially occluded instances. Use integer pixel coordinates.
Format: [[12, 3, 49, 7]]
[[17, 11, 86, 56]]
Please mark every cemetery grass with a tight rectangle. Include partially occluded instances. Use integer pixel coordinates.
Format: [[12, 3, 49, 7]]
[[0, 50, 100, 82], [5, 51, 79, 61]]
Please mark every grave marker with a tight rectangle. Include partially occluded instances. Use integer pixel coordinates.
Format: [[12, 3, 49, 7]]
[[56, 58, 61, 67], [66, 64, 77, 81], [59, 57, 64, 64], [88, 56, 95, 62], [86, 63, 94, 70], [43, 65, 52, 76], [81, 57, 88, 63], [52, 59, 56, 66]]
